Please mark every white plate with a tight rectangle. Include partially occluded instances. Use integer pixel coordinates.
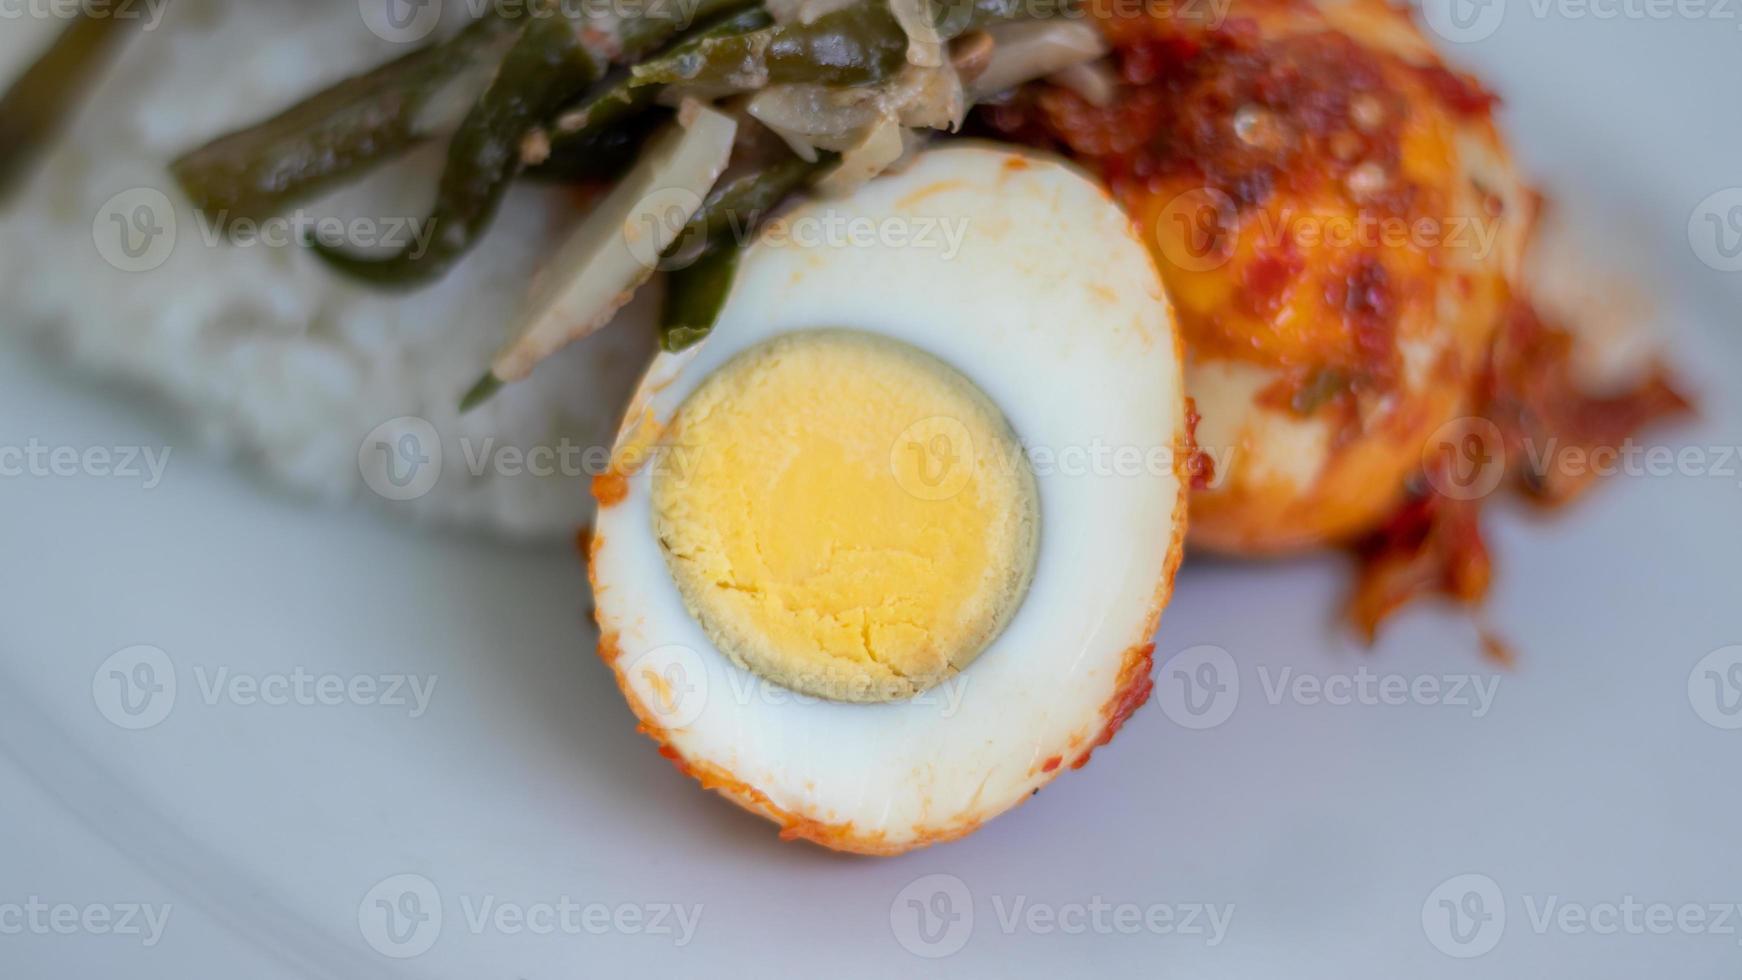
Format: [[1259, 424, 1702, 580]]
[[3, 7, 1741, 978]]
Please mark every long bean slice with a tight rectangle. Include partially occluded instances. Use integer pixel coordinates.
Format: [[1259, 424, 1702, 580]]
[[0, 12, 141, 198], [523, 108, 670, 183], [540, 5, 772, 167], [631, 2, 903, 90], [629, 0, 1067, 92], [665, 149, 833, 259], [553, 74, 664, 140], [626, 6, 777, 89], [658, 150, 835, 350], [308, 16, 603, 289], [167, 0, 755, 221], [461, 103, 740, 411], [170, 16, 519, 222], [934, 0, 1074, 36], [659, 244, 742, 352], [616, 0, 763, 60]]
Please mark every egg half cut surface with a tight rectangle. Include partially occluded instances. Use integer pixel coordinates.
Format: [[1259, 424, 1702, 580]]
[[589, 144, 1191, 855]]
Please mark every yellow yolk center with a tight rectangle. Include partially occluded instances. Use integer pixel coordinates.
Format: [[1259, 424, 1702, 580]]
[[651, 330, 1040, 702]]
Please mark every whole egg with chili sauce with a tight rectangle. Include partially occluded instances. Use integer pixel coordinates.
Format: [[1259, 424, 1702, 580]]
[[987, 0, 1535, 552]]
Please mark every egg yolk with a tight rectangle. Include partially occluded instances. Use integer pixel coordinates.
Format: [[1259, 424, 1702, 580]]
[[651, 330, 1040, 703]]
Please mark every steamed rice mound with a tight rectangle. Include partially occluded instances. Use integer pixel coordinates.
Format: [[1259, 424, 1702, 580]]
[[0, 0, 652, 537]]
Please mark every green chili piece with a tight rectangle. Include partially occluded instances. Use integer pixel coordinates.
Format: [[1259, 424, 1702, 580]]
[[762, 2, 911, 86], [616, 0, 762, 60], [664, 150, 834, 261], [934, 0, 1074, 37], [170, 16, 520, 223], [538, 8, 771, 175], [525, 107, 670, 183], [0, 12, 140, 198], [660, 244, 742, 352], [623, 6, 777, 89], [554, 73, 664, 139], [630, 2, 903, 90], [308, 16, 603, 289], [657, 150, 834, 350], [458, 372, 507, 414], [629, 0, 1072, 92]]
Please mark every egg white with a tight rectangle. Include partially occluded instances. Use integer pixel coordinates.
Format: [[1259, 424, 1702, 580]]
[[590, 144, 1189, 853]]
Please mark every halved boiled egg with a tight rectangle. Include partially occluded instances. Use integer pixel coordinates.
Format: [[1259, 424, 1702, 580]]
[[589, 144, 1191, 855]]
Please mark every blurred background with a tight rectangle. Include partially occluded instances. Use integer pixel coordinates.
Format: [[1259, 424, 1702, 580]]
[[2, 1, 1740, 977]]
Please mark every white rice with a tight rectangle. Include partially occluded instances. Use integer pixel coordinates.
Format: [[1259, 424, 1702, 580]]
[[0, 0, 655, 538]]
